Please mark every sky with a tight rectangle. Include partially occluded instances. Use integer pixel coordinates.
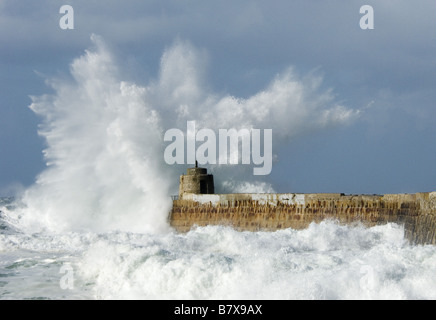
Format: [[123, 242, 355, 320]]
[[1, 0, 436, 196]]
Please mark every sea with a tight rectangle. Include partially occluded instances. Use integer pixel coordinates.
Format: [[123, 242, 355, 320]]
[[1, 36, 435, 300], [1, 196, 435, 300]]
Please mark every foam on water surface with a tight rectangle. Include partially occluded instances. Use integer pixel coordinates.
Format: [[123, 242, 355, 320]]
[[1, 205, 435, 300]]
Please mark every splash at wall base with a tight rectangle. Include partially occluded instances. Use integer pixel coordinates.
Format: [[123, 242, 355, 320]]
[[169, 168, 436, 245]]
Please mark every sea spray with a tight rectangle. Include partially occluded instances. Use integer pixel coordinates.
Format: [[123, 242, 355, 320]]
[[19, 35, 172, 234], [74, 222, 436, 300], [1, 196, 436, 300], [14, 35, 359, 234], [0, 37, 397, 300]]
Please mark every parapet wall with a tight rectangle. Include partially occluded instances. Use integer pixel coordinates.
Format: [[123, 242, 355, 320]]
[[169, 192, 436, 245]]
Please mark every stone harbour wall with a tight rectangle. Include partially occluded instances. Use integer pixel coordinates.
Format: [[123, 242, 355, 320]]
[[169, 192, 436, 245]]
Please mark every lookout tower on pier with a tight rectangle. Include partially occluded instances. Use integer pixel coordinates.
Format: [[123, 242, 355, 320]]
[[178, 161, 214, 200]]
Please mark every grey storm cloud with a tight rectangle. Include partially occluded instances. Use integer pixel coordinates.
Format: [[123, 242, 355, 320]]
[[1, 0, 436, 195]]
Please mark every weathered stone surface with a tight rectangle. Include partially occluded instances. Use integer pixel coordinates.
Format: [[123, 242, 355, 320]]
[[169, 192, 436, 245], [178, 166, 214, 198], [172, 166, 436, 245]]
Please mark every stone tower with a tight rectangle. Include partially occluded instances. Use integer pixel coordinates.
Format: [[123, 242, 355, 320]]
[[178, 162, 214, 199]]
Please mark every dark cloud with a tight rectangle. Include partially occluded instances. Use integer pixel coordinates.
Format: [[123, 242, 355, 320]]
[[1, 0, 436, 194]]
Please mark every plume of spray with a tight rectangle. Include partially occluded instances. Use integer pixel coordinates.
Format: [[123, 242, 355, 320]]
[[18, 35, 359, 233], [21, 35, 172, 233], [151, 39, 359, 192]]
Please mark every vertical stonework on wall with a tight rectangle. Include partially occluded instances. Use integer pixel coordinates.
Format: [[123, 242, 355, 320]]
[[169, 192, 436, 245], [178, 165, 214, 199], [170, 169, 435, 245], [406, 192, 436, 245]]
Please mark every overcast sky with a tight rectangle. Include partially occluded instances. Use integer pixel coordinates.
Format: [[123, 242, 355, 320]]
[[1, 0, 436, 196]]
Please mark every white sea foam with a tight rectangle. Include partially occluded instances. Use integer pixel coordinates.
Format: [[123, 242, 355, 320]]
[[11, 35, 358, 235], [19, 35, 173, 234], [1, 216, 435, 300], [2, 37, 433, 300]]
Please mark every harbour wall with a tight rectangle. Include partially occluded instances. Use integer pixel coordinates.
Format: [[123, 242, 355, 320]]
[[169, 192, 436, 245]]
